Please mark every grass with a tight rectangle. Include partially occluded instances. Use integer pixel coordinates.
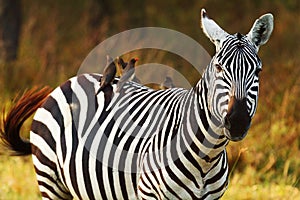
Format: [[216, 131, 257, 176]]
[[224, 182, 300, 200], [0, 156, 40, 200], [223, 148, 300, 200]]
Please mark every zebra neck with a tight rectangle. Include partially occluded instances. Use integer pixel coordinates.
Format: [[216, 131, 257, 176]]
[[177, 79, 228, 164]]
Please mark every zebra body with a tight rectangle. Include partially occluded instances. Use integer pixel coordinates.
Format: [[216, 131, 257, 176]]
[[0, 9, 273, 200], [31, 73, 228, 199]]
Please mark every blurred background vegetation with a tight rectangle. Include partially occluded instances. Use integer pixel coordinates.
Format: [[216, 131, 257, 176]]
[[0, 0, 299, 199]]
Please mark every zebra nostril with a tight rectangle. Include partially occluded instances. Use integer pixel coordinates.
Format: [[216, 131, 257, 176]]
[[224, 115, 231, 130]]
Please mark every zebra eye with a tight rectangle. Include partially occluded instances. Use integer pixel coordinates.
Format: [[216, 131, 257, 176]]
[[255, 68, 262, 76], [215, 64, 223, 73]]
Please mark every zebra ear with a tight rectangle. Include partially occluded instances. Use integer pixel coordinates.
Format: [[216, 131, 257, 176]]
[[247, 13, 274, 49], [200, 9, 229, 50]]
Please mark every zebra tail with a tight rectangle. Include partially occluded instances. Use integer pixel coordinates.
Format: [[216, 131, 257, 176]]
[[0, 86, 52, 156]]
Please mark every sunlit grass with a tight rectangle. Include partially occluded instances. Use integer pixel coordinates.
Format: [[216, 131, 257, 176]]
[[0, 156, 40, 200], [223, 183, 300, 200], [223, 167, 300, 200]]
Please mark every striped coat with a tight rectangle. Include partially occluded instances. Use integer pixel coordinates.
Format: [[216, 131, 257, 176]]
[[30, 73, 229, 199]]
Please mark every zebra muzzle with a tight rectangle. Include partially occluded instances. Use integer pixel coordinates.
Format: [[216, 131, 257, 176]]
[[224, 96, 251, 141]]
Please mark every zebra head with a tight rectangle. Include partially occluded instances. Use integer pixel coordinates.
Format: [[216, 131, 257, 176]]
[[200, 9, 273, 141]]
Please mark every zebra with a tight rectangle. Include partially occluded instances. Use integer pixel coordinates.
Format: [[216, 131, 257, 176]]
[[0, 9, 273, 199]]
